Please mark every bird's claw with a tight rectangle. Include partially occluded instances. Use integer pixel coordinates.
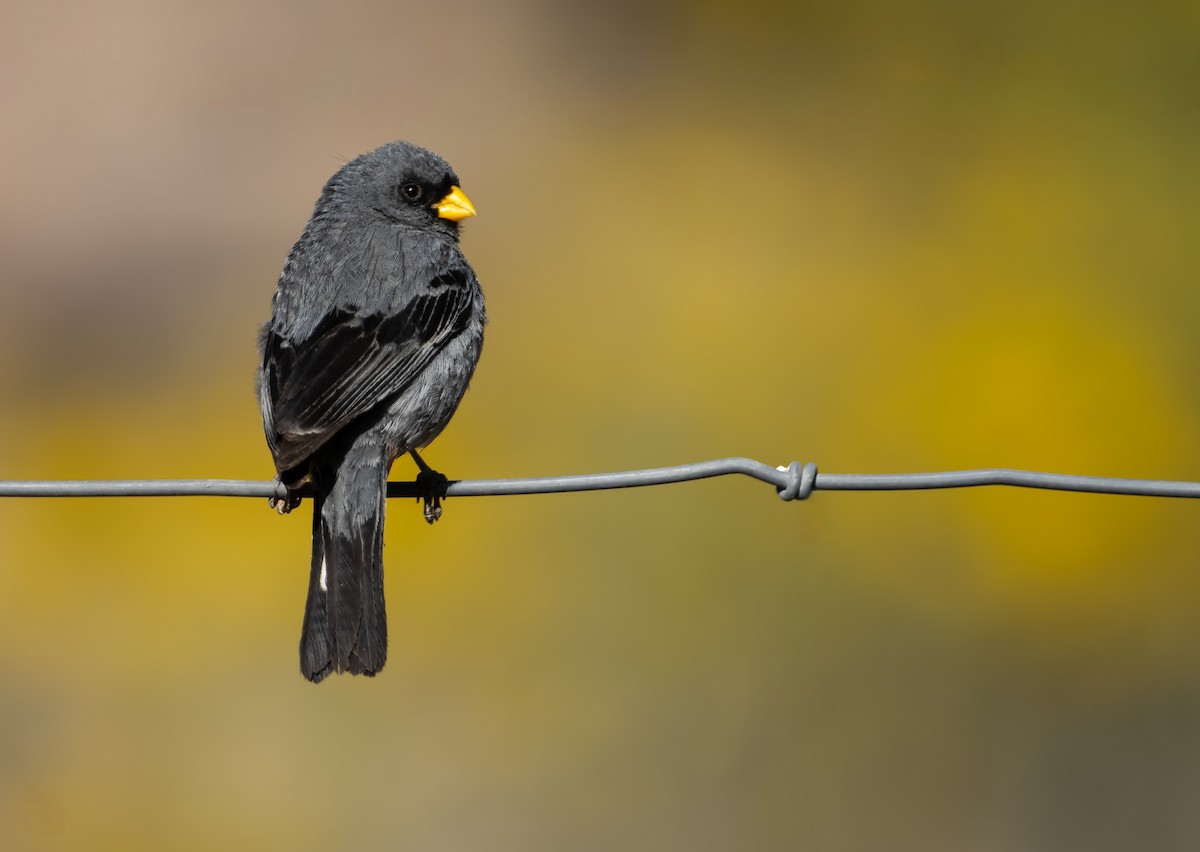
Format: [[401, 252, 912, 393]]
[[414, 468, 448, 525], [269, 488, 303, 515]]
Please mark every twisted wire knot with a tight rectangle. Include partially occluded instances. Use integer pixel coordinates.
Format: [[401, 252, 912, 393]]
[[776, 461, 818, 501]]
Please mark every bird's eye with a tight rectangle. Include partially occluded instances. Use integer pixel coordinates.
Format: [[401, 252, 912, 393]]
[[399, 183, 423, 202]]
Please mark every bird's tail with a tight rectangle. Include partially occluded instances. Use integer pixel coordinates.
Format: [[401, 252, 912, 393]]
[[300, 441, 389, 683]]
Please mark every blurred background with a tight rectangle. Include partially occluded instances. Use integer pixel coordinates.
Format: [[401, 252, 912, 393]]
[[2, 0, 1200, 848]]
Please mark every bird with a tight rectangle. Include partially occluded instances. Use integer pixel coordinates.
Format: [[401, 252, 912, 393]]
[[257, 141, 485, 683]]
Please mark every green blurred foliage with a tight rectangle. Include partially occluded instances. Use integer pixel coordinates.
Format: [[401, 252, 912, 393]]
[[2, 0, 1200, 849]]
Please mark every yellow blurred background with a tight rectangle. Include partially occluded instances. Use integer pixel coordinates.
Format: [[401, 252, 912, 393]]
[[2, 0, 1200, 848]]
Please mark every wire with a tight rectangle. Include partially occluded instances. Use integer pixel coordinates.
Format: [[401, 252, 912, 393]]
[[1, 458, 1199, 501]]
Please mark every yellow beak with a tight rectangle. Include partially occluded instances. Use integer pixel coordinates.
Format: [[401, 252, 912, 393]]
[[434, 185, 477, 222]]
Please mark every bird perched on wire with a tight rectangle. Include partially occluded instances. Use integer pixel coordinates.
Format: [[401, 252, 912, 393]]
[[258, 141, 485, 683]]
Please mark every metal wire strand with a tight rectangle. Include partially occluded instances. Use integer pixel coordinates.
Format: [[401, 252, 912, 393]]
[[1, 458, 1199, 500]]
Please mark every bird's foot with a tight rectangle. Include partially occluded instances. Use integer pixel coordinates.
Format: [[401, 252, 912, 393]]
[[416, 470, 447, 524], [268, 482, 303, 515], [410, 450, 448, 524]]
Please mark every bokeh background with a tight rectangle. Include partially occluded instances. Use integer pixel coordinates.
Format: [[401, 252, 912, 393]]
[[2, 0, 1200, 848]]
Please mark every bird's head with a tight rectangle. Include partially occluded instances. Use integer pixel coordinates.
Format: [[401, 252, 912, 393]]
[[320, 140, 476, 238]]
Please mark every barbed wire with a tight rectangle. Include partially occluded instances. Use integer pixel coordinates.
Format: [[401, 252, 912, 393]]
[[1, 458, 1199, 501]]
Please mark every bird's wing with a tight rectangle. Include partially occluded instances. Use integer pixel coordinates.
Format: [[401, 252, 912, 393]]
[[262, 267, 476, 473]]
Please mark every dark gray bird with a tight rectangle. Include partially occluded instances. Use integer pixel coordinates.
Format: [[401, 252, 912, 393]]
[[258, 141, 485, 683]]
